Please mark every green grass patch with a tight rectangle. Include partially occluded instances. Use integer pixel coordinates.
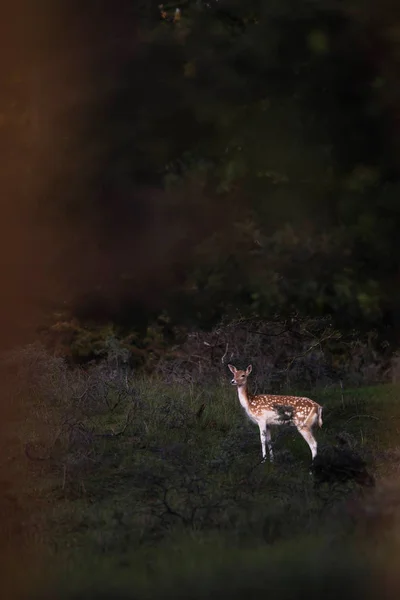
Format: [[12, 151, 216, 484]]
[[3, 379, 400, 599]]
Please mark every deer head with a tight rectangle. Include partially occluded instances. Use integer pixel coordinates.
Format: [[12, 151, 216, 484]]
[[228, 364, 252, 387]]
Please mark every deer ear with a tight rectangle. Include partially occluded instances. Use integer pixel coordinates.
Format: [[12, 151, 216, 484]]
[[228, 364, 236, 374], [246, 365, 252, 375]]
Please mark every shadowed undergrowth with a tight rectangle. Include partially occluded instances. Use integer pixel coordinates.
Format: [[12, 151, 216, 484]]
[[1, 345, 400, 598]]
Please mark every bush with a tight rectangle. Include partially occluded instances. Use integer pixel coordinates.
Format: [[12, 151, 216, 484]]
[[156, 315, 389, 390]]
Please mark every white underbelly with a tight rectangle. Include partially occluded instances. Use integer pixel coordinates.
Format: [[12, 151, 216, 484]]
[[261, 410, 285, 425], [244, 407, 295, 426]]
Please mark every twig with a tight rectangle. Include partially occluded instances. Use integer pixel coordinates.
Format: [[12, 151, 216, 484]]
[[94, 407, 133, 438], [344, 414, 380, 425], [285, 333, 337, 371], [246, 456, 268, 477], [221, 342, 229, 364], [161, 487, 186, 523]]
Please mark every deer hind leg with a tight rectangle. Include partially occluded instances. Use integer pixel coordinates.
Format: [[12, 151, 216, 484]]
[[259, 423, 273, 462], [297, 426, 318, 461]]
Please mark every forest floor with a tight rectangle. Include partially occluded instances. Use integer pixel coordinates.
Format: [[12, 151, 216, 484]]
[[2, 379, 400, 599]]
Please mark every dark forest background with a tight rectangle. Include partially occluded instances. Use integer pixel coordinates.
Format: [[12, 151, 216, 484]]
[[2, 0, 400, 364], [4, 4, 400, 598]]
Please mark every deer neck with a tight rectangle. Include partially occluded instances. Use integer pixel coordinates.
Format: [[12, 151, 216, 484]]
[[237, 384, 250, 409]]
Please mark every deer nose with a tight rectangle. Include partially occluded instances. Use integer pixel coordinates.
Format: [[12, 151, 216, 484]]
[[231, 378, 236, 385]]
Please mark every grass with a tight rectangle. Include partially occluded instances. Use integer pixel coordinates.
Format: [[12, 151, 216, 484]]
[[2, 375, 400, 599]]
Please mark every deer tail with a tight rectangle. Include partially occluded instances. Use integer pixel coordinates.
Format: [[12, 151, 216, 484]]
[[317, 405, 323, 428]]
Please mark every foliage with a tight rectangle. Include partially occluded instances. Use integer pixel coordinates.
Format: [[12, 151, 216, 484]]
[[12, 0, 398, 351], [39, 312, 391, 392]]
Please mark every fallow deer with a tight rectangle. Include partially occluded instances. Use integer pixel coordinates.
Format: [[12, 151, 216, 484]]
[[228, 364, 323, 463]]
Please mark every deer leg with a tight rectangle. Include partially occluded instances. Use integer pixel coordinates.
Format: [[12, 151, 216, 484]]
[[259, 424, 267, 462], [297, 426, 318, 461], [265, 426, 274, 462], [259, 424, 273, 462]]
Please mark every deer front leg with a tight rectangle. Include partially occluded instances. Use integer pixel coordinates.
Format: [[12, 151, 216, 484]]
[[265, 426, 274, 462], [259, 423, 274, 462]]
